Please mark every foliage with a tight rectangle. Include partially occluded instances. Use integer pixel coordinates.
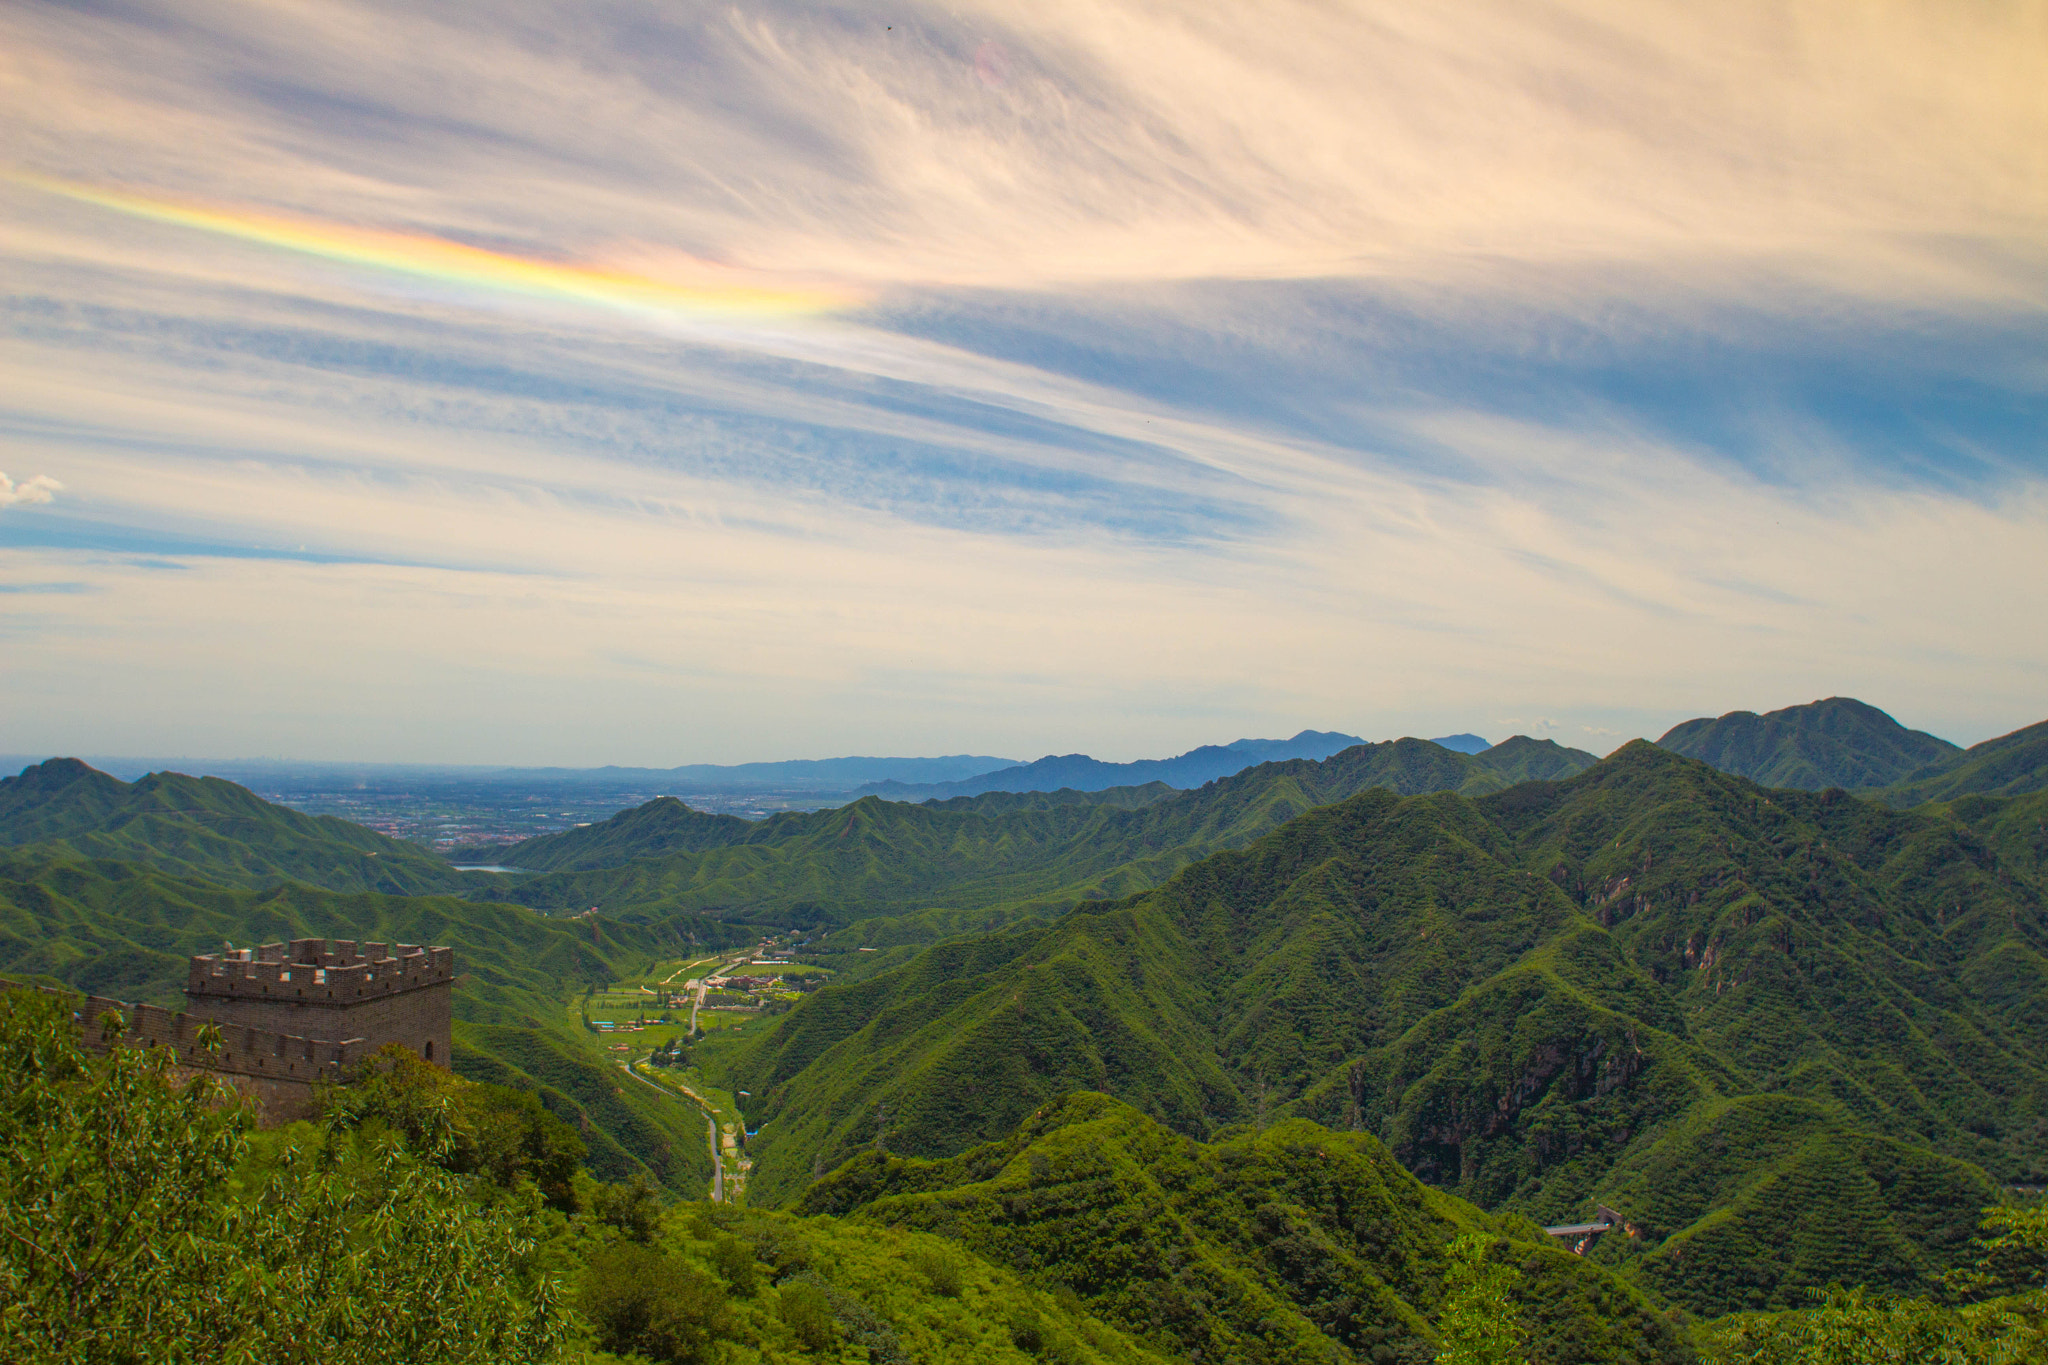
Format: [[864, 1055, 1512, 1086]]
[[547, 1183, 1173, 1364], [0, 757, 469, 896], [1703, 1203, 2048, 1364], [1435, 1233, 1529, 1365], [1654, 698, 1961, 792], [0, 989, 566, 1364], [803, 1091, 1687, 1365], [578, 1242, 731, 1363], [724, 743, 2048, 1320], [323, 1043, 587, 1208], [775, 1277, 838, 1350], [592, 1172, 666, 1242]]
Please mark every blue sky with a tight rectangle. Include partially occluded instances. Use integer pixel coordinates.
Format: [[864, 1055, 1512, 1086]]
[[1, 0, 2043, 764]]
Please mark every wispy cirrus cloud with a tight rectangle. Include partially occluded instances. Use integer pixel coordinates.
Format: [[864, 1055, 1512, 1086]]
[[0, 0, 2042, 762]]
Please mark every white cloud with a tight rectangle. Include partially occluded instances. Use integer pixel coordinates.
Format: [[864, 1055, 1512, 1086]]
[[1, 1, 2040, 299], [0, 1, 2041, 761], [0, 472, 62, 508]]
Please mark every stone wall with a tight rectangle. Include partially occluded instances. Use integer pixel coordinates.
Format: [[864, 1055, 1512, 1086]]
[[186, 938, 453, 1067], [4, 983, 361, 1124]]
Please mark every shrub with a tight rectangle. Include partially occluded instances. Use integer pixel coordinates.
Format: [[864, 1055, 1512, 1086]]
[[593, 1172, 663, 1243], [577, 1243, 730, 1364], [711, 1232, 759, 1295], [0, 992, 565, 1364], [778, 1278, 839, 1351], [908, 1245, 962, 1297]]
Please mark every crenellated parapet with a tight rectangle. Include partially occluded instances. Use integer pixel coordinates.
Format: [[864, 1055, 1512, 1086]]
[[187, 939, 454, 1005], [182, 936, 455, 1071], [6, 982, 365, 1085]]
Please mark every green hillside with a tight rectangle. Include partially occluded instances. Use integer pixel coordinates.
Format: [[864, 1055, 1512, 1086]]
[[717, 743, 2046, 1315], [1876, 719, 2048, 805], [1471, 734, 1600, 783], [0, 848, 750, 1192], [0, 758, 468, 896], [1654, 697, 1960, 790], [494, 738, 1538, 925], [803, 1092, 1689, 1364], [446, 794, 755, 871]]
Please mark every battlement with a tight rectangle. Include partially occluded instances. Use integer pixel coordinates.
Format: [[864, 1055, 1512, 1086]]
[[4, 982, 364, 1089], [187, 939, 454, 1004]]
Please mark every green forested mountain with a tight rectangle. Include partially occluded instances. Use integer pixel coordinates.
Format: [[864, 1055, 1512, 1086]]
[[8, 730, 2041, 1341], [0, 758, 468, 896], [1876, 719, 2048, 805], [802, 1092, 1689, 1365], [495, 737, 1591, 925], [449, 795, 756, 871], [1949, 789, 2048, 884], [1655, 697, 1960, 790], [0, 848, 747, 1190], [721, 743, 2046, 1316], [1471, 734, 1600, 783]]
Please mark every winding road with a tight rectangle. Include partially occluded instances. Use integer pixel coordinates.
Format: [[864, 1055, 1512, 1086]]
[[618, 1057, 745, 1202]]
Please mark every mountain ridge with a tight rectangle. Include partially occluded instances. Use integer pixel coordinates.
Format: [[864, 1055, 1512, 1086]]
[[854, 730, 1371, 800], [488, 737, 1600, 925], [1655, 697, 1959, 790], [719, 741, 2046, 1315], [0, 758, 470, 897], [1876, 718, 2048, 806]]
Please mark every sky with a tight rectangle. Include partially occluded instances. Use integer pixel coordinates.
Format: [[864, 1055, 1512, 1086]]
[[1, 0, 2044, 766]]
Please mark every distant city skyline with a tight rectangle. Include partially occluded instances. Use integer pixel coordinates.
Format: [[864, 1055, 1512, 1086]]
[[3, 2, 2042, 764]]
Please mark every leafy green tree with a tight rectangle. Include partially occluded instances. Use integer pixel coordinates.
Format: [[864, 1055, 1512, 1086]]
[[1708, 1204, 2048, 1364], [576, 1242, 731, 1363], [1435, 1233, 1528, 1365], [592, 1171, 665, 1242], [324, 1045, 587, 1209], [710, 1231, 760, 1294], [0, 990, 565, 1364], [777, 1277, 839, 1351]]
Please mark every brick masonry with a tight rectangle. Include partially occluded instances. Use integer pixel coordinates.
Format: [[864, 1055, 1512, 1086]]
[[4, 936, 454, 1125], [186, 937, 454, 1068]]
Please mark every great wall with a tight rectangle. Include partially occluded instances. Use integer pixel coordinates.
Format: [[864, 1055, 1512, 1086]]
[[6, 936, 453, 1122]]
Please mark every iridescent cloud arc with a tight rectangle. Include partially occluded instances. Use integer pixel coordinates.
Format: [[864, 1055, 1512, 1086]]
[[18, 175, 859, 321]]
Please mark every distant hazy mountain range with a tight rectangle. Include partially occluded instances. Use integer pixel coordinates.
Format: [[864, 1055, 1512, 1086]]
[[853, 729, 1501, 799], [0, 753, 1026, 793], [5, 731, 1507, 800]]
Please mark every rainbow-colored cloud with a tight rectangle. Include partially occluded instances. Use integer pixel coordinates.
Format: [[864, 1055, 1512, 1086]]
[[18, 175, 858, 322]]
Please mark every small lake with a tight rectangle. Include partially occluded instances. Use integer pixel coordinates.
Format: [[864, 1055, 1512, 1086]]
[[452, 864, 535, 874]]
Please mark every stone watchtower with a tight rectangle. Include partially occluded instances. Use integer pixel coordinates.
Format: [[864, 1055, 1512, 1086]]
[[186, 938, 454, 1067]]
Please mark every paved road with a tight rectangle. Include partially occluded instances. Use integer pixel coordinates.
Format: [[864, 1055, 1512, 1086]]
[[706, 1112, 723, 1201], [684, 952, 749, 1032], [618, 1061, 728, 1201]]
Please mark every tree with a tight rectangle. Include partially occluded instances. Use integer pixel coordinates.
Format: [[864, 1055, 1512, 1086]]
[[1435, 1232, 1529, 1365], [577, 1243, 730, 1364], [323, 1044, 587, 1210], [1707, 1203, 2048, 1365], [0, 990, 566, 1364]]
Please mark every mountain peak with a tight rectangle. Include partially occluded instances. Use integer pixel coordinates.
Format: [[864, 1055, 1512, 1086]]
[[1656, 697, 1959, 790]]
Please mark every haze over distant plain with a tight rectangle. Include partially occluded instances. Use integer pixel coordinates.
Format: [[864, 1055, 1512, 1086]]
[[1, 0, 2042, 764]]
